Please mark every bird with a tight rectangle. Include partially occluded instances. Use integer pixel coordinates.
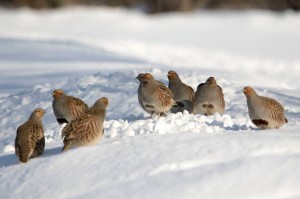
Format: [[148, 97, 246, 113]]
[[15, 108, 46, 163], [52, 89, 88, 125], [167, 70, 195, 102], [193, 77, 225, 116], [136, 73, 153, 115], [170, 100, 194, 114], [61, 97, 109, 152], [136, 73, 176, 117], [243, 86, 288, 129]]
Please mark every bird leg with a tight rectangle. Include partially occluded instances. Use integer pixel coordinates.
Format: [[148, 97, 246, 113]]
[[149, 112, 155, 118]]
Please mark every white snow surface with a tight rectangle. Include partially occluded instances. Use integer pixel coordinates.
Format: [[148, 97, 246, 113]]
[[0, 7, 300, 199]]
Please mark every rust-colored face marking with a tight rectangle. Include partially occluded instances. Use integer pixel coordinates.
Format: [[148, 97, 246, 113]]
[[167, 71, 177, 80], [35, 108, 45, 118], [52, 89, 64, 98], [206, 77, 216, 86], [143, 73, 154, 80], [243, 86, 254, 96], [101, 97, 109, 105]]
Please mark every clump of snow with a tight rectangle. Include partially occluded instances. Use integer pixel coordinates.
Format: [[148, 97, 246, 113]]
[[3, 144, 14, 153]]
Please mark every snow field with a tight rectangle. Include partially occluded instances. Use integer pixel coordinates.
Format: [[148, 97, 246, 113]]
[[1, 130, 300, 199], [0, 7, 300, 199]]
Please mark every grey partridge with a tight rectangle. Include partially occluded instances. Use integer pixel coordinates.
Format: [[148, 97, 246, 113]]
[[52, 89, 88, 125], [61, 97, 109, 151], [167, 70, 194, 102], [136, 73, 176, 117], [243, 86, 288, 129], [193, 77, 225, 116], [15, 108, 46, 163]]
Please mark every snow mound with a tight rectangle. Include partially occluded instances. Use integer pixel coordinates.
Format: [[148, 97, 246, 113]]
[[0, 69, 297, 153]]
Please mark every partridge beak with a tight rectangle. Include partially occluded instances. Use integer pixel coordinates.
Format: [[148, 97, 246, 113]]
[[51, 93, 54, 96]]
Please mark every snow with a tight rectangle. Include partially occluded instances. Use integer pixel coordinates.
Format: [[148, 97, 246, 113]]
[[0, 6, 300, 199], [1, 131, 300, 199]]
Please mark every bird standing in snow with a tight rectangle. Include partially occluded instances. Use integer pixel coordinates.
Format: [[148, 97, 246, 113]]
[[61, 97, 109, 152], [167, 70, 195, 113], [52, 89, 88, 125], [243, 86, 288, 129], [136, 73, 153, 115], [193, 77, 225, 116], [15, 108, 46, 163], [136, 73, 176, 117], [167, 70, 195, 102]]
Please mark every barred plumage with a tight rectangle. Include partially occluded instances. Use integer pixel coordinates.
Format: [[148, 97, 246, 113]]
[[193, 77, 225, 115], [167, 70, 195, 102], [61, 97, 109, 152], [15, 108, 45, 163], [52, 89, 88, 125], [243, 86, 287, 129], [136, 73, 176, 117]]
